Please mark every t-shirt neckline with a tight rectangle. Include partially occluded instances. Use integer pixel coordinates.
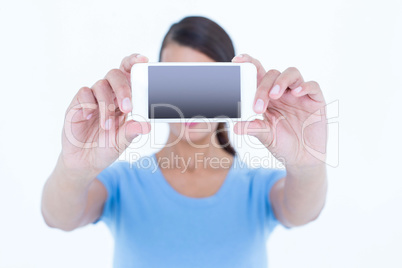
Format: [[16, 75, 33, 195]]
[[151, 153, 237, 207]]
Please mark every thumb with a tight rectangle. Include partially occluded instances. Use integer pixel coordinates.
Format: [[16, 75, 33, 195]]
[[233, 119, 275, 148], [117, 120, 151, 151]]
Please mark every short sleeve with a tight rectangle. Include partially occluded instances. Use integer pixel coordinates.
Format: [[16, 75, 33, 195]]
[[252, 168, 286, 232], [93, 161, 123, 227]]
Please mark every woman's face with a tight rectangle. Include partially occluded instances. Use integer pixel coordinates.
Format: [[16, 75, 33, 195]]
[[160, 43, 219, 146]]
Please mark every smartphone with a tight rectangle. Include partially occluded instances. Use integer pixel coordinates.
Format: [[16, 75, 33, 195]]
[[130, 62, 260, 122]]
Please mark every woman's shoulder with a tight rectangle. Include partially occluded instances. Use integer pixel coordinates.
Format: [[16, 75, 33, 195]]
[[98, 154, 158, 180], [231, 155, 286, 183], [227, 156, 286, 204]]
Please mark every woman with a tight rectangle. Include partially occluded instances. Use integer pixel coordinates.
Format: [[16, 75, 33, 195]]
[[41, 16, 328, 267]]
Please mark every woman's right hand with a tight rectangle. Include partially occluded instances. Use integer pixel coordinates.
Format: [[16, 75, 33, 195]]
[[60, 54, 151, 177]]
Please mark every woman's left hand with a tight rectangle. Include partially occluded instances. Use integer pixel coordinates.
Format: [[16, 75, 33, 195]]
[[232, 54, 327, 168]]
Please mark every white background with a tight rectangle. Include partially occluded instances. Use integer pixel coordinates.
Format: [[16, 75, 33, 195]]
[[0, 0, 401, 267]]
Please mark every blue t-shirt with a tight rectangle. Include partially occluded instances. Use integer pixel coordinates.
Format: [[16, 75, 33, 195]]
[[96, 154, 286, 268]]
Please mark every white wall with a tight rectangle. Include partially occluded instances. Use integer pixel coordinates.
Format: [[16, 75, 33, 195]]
[[0, 0, 401, 267]]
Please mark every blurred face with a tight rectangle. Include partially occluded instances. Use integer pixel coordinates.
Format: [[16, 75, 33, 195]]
[[160, 42, 219, 145]]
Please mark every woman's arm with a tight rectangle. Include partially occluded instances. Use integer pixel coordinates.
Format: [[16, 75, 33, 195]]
[[232, 54, 328, 227], [270, 165, 327, 227], [41, 156, 107, 231], [41, 54, 151, 231]]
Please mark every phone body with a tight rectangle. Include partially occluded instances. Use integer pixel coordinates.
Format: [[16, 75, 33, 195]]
[[131, 62, 261, 122]]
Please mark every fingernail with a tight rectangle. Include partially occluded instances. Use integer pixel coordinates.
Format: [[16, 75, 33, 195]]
[[294, 86, 302, 93], [131, 54, 147, 64], [136, 54, 147, 60], [232, 54, 244, 61], [122, 97, 132, 112], [254, 99, 265, 113], [105, 119, 113, 130], [270, 85, 280, 95], [86, 113, 93, 120]]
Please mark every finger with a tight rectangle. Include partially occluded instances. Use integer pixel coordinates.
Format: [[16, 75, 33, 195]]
[[66, 87, 96, 122], [116, 121, 151, 152], [121, 120, 151, 140], [232, 53, 266, 86], [291, 80, 325, 102], [233, 119, 275, 147], [91, 79, 115, 130], [269, 67, 304, 99], [105, 69, 132, 114], [253, 69, 281, 114], [120, 53, 149, 75], [76, 87, 97, 120]]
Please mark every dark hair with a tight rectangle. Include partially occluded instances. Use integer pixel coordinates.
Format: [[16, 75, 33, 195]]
[[159, 16, 236, 156]]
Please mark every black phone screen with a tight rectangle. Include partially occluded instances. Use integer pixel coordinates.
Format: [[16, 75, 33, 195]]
[[148, 66, 241, 119]]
